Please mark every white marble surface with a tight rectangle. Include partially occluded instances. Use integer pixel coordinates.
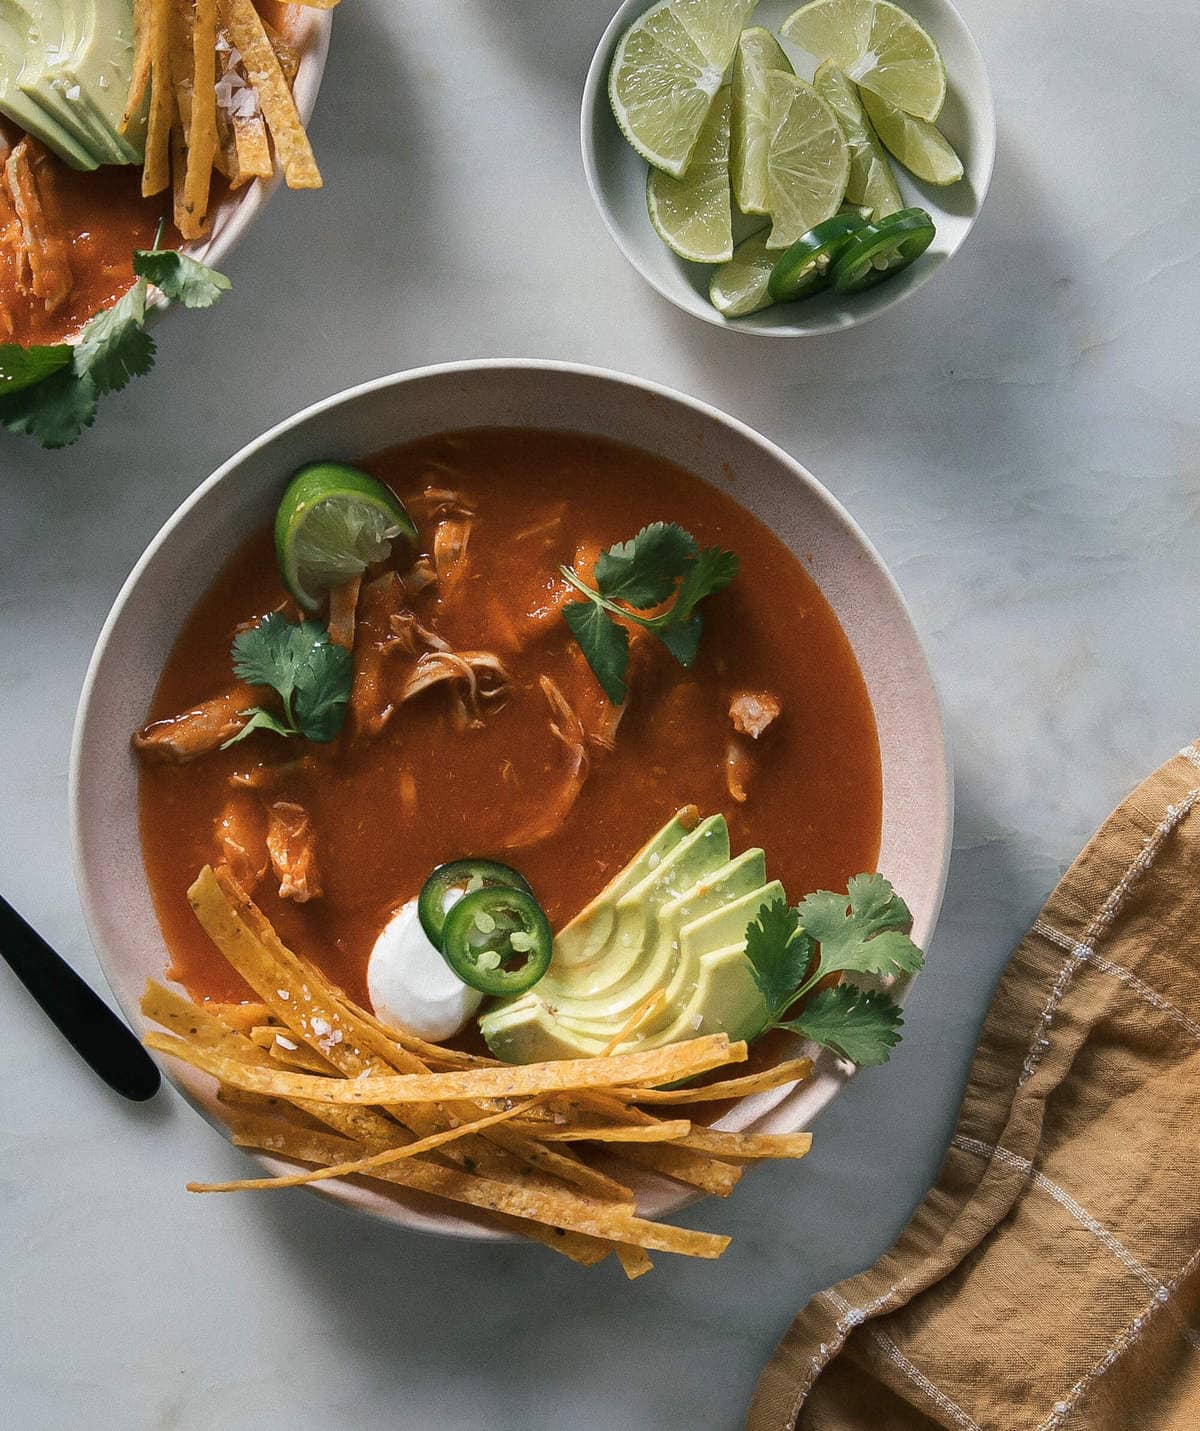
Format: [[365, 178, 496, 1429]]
[[2, 2, 1197, 1427]]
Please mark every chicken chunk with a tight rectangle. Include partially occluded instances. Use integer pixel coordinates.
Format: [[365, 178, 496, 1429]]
[[214, 793, 268, 892], [266, 802, 322, 903], [132, 685, 262, 763], [729, 691, 781, 740]]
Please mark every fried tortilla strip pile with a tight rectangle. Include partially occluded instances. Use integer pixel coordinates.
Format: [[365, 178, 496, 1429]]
[[141, 865, 815, 1276], [131, 0, 327, 240]]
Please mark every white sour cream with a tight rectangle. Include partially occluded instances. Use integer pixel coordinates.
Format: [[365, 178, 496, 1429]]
[[367, 896, 482, 1042]]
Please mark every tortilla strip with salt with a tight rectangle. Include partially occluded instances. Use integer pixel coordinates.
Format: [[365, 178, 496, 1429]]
[[123, 0, 153, 131], [221, 0, 321, 188], [228, 1116, 730, 1259], [145, 1028, 744, 1105], [628, 1057, 814, 1104], [519, 1120, 692, 1144]]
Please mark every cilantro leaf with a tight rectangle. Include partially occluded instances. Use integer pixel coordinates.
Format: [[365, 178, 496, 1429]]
[[293, 642, 353, 741], [674, 546, 739, 621], [655, 612, 702, 668], [745, 899, 815, 1022], [73, 280, 156, 395], [779, 985, 905, 1067], [562, 599, 629, 705], [0, 342, 72, 394], [559, 522, 737, 702], [220, 707, 295, 749], [229, 613, 352, 743], [796, 874, 923, 982], [0, 367, 98, 448], [133, 248, 232, 309], [594, 522, 697, 609], [1, 238, 230, 450]]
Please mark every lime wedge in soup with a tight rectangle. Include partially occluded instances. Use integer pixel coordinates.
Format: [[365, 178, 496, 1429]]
[[275, 462, 417, 612]]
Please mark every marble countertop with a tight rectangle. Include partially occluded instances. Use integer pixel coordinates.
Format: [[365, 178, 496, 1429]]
[[2, 2, 1196, 1427]]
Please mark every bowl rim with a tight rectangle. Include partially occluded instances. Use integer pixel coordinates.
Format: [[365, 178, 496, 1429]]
[[579, 0, 997, 338], [70, 358, 953, 1240]]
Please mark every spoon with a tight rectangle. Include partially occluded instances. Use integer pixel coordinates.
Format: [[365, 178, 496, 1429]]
[[0, 894, 160, 1101]]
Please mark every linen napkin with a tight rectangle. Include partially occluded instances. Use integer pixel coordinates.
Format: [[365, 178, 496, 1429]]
[[749, 742, 1200, 1431]]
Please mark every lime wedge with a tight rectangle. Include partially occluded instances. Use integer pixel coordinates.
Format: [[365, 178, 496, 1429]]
[[647, 87, 733, 263], [813, 61, 902, 219], [275, 462, 417, 612], [731, 27, 794, 215], [709, 228, 776, 317], [859, 87, 963, 184], [764, 73, 849, 250], [782, 0, 946, 122], [609, 0, 756, 178]]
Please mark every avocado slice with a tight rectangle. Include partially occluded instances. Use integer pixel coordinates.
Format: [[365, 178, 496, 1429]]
[[549, 810, 693, 974], [47, 0, 146, 161], [478, 811, 773, 1064], [529, 853, 770, 1031], [481, 942, 768, 1064], [0, 0, 98, 169], [537, 814, 730, 1001], [14, 0, 127, 163]]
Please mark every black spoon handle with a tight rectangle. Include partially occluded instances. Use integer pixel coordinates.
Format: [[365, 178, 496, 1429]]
[[0, 894, 160, 1101]]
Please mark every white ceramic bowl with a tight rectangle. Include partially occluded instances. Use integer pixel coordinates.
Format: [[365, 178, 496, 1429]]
[[71, 361, 952, 1239], [581, 0, 996, 336], [162, 5, 331, 295]]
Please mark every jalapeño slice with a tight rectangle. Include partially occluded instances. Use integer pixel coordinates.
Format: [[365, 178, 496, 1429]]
[[767, 213, 868, 303], [831, 207, 936, 294], [440, 887, 553, 997], [417, 859, 534, 947]]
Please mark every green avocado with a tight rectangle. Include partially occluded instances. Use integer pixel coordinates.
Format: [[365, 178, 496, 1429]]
[[0, 0, 144, 170], [0, 1, 97, 168], [478, 811, 772, 1064]]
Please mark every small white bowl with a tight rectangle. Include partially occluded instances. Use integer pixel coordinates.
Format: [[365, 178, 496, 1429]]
[[72, 361, 952, 1240], [581, 0, 995, 336]]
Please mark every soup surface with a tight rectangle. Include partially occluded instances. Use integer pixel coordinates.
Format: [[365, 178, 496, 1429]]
[[139, 428, 882, 1008]]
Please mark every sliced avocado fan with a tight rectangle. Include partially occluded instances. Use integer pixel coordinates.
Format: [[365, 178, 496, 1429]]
[[478, 811, 773, 1064]]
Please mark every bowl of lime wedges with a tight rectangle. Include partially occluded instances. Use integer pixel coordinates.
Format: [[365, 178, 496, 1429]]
[[581, 0, 995, 335]]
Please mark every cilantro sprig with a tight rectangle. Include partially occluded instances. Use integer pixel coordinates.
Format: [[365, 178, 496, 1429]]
[[745, 874, 924, 1067], [222, 613, 352, 748], [0, 231, 230, 449], [560, 522, 738, 703]]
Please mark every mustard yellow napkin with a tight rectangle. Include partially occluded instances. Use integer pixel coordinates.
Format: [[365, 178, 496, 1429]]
[[749, 743, 1200, 1431]]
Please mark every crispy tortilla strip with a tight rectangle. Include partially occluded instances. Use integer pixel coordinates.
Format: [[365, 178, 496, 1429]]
[[204, 1001, 272, 1033], [518, 1120, 692, 1144], [629, 1057, 814, 1105], [143, 0, 173, 194], [284, 0, 340, 8], [262, 18, 299, 88], [616, 1245, 654, 1280], [611, 1142, 743, 1197], [668, 1128, 813, 1161], [228, 1117, 729, 1259], [230, 108, 272, 185], [222, 0, 321, 188], [267, 1036, 336, 1076], [350, 1000, 503, 1069], [123, 0, 153, 131], [190, 1097, 547, 1193], [181, 0, 218, 238], [146, 1027, 744, 1105], [482, 1124, 634, 1204]]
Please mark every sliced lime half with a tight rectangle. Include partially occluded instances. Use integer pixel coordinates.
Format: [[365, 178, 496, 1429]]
[[275, 462, 417, 612], [609, 0, 756, 178]]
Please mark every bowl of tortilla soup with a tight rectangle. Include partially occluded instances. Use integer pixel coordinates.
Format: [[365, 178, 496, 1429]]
[[72, 361, 950, 1265]]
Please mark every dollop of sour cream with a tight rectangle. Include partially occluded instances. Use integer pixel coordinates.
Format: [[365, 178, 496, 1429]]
[[367, 896, 482, 1042]]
